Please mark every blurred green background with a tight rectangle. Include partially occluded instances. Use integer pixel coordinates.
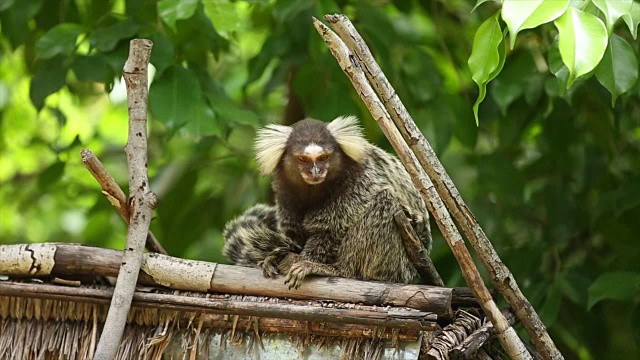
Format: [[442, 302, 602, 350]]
[[1, 0, 639, 358]]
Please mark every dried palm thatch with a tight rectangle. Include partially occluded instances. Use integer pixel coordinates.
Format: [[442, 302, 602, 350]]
[[0, 243, 511, 359], [0, 280, 433, 360]]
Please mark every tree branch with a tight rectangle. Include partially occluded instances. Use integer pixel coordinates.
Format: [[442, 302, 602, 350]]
[[94, 39, 156, 360], [80, 148, 166, 255], [313, 16, 530, 360], [323, 14, 562, 360]]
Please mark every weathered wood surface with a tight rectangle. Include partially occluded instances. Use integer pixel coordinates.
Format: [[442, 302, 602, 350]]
[[0, 243, 477, 319], [0, 281, 436, 333]]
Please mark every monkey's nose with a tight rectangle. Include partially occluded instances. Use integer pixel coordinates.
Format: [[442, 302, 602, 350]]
[[310, 165, 320, 178]]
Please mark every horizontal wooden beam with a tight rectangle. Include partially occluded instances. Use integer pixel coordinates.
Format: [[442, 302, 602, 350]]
[[0, 281, 436, 334], [0, 243, 477, 320]]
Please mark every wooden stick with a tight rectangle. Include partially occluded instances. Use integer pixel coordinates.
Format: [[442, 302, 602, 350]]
[[394, 210, 444, 286], [323, 14, 562, 360], [0, 243, 470, 319], [312, 17, 530, 360], [81, 148, 166, 255], [0, 281, 436, 333], [94, 39, 156, 360]]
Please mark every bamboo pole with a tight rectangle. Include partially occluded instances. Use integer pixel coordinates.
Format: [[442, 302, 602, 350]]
[[323, 14, 562, 360], [312, 17, 531, 360]]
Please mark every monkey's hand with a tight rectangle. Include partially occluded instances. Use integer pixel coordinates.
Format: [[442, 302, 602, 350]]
[[258, 255, 280, 278], [284, 260, 313, 289], [259, 251, 303, 278], [284, 260, 341, 289]]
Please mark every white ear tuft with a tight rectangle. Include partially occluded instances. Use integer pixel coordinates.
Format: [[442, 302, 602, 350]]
[[327, 116, 368, 162], [255, 124, 293, 175]]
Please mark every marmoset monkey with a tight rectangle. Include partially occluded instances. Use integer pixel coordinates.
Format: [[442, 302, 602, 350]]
[[223, 116, 431, 288]]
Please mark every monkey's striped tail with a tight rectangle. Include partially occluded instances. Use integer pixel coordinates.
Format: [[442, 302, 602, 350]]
[[223, 204, 300, 267]]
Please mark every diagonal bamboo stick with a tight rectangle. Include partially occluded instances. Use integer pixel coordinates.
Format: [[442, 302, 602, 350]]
[[323, 14, 562, 360], [312, 17, 531, 360]]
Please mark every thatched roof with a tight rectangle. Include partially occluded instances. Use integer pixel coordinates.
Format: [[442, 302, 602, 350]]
[[0, 243, 501, 359], [1, 280, 431, 360]]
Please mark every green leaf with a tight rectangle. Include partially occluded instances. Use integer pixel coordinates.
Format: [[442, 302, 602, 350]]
[[30, 56, 67, 110], [173, 5, 229, 62], [91, 21, 140, 52], [208, 92, 260, 128], [35, 23, 84, 59], [595, 34, 639, 106], [158, 0, 199, 31], [149, 65, 202, 127], [468, 12, 505, 125], [184, 101, 221, 137], [592, 0, 633, 33], [0, 0, 44, 48], [588, 271, 640, 309], [554, 8, 608, 87], [622, 0, 640, 39], [203, 0, 239, 36], [71, 55, 114, 83], [472, 0, 499, 12], [502, 0, 569, 49], [548, 39, 570, 92]]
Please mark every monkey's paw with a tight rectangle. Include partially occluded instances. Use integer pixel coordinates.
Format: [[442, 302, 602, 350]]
[[284, 261, 312, 290], [258, 255, 280, 278]]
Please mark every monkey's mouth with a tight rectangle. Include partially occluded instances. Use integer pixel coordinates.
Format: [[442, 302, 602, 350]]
[[301, 173, 326, 185]]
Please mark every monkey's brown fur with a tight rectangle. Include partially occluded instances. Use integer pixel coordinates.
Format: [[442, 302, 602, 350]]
[[223, 116, 431, 288]]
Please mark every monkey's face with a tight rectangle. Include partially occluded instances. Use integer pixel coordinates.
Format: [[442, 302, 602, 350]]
[[289, 143, 334, 185]]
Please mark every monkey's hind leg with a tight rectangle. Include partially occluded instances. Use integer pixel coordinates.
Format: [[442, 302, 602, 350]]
[[223, 204, 301, 276]]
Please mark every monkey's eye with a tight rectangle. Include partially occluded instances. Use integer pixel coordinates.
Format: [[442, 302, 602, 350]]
[[317, 154, 330, 161], [297, 156, 310, 163]]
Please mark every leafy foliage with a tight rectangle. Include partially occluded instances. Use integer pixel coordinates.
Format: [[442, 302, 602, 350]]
[[1, 0, 639, 358], [471, 0, 639, 120]]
